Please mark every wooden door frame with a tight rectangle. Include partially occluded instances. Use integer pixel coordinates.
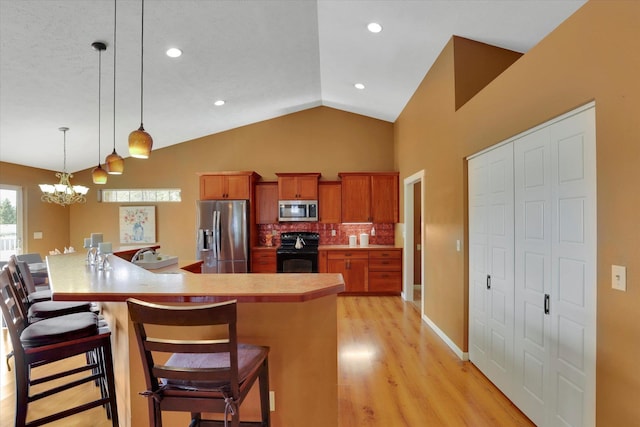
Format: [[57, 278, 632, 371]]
[[402, 170, 424, 311]]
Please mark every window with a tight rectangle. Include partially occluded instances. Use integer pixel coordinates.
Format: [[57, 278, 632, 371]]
[[99, 188, 181, 203], [0, 185, 23, 261]]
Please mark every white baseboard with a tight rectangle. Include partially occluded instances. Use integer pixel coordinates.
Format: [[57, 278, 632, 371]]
[[422, 313, 469, 361]]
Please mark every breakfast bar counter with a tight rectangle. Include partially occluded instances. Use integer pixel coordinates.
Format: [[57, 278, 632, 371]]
[[47, 253, 344, 427]]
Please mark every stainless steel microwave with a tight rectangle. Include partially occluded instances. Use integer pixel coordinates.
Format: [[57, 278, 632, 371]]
[[278, 200, 318, 222]]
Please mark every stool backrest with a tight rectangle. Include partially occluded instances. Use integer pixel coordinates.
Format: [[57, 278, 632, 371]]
[[127, 298, 241, 397], [0, 268, 28, 353], [3, 259, 30, 319]]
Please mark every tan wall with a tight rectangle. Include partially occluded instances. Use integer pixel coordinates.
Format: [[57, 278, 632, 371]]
[[395, 1, 640, 424], [2, 107, 394, 261], [0, 162, 70, 255]]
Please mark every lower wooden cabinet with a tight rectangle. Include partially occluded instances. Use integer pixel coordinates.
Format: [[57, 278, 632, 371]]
[[327, 251, 368, 293], [323, 248, 402, 294], [251, 249, 277, 273]]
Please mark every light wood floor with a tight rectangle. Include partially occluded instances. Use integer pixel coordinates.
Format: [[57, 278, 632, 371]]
[[2, 296, 533, 426]]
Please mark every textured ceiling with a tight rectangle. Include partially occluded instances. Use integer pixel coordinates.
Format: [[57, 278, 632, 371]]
[[0, 0, 586, 173]]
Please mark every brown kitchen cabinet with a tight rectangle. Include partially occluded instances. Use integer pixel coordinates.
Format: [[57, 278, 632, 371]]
[[255, 182, 279, 224], [339, 172, 399, 223], [327, 250, 368, 293], [368, 249, 402, 293], [276, 173, 320, 200], [318, 181, 341, 223], [251, 249, 277, 273], [199, 171, 258, 200]]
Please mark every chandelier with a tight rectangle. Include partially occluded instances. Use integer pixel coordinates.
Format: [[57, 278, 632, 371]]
[[39, 127, 89, 206]]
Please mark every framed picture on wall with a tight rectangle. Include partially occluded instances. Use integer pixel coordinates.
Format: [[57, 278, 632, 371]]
[[119, 206, 156, 244]]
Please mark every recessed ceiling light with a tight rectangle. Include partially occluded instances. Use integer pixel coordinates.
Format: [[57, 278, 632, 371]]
[[367, 22, 382, 33], [354, 83, 365, 90], [214, 100, 225, 106], [166, 48, 182, 58]]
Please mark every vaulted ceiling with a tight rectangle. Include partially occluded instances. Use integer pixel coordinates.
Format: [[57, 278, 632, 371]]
[[0, 0, 586, 173]]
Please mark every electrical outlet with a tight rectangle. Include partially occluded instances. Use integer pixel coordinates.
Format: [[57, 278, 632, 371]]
[[269, 391, 275, 412], [331, 229, 336, 236]]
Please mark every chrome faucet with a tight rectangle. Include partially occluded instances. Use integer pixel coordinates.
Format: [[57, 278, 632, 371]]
[[131, 247, 155, 263]]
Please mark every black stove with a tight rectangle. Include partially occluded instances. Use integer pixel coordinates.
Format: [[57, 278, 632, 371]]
[[276, 232, 320, 273]]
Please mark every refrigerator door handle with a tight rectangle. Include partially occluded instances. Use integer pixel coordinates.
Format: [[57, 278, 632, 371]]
[[214, 210, 221, 259]]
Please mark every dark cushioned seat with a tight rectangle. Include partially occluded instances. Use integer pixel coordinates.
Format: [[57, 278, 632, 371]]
[[28, 300, 93, 322], [20, 312, 98, 348], [27, 289, 52, 304], [163, 343, 269, 390]]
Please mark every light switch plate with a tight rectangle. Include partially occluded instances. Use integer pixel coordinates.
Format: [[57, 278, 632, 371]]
[[33, 231, 43, 239], [612, 265, 626, 291]]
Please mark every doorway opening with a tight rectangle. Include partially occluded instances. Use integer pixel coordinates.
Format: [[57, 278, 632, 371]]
[[402, 171, 424, 314]]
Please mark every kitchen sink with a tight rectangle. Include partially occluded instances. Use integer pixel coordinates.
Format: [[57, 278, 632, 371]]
[[133, 255, 179, 270]]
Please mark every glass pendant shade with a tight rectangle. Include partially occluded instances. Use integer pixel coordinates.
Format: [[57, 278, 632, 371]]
[[106, 149, 124, 174], [128, 124, 153, 158], [92, 164, 108, 184]]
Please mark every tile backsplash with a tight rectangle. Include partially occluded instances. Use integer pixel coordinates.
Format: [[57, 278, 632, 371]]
[[257, 223, 394, 247]]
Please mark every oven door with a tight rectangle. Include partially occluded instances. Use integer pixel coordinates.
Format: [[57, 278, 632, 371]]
[[277, 250, 318, 273]]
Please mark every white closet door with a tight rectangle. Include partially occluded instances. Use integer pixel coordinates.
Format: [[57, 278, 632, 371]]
[[468, 143, 515, 394], [513, 107, 596, 427], [548, 107, 596, 427], [514, 128, 553, 426]]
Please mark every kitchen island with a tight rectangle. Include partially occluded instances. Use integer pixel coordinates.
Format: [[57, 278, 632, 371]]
[[47, 252, 344, 427]]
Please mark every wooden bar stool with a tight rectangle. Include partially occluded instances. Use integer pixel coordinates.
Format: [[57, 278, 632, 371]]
[[0, 268, 119, 427], [127, 298, 271, 427]]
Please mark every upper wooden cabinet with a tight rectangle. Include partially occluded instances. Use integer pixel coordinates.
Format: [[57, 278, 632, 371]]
[[339, 172, 399, 223], [199, 171, 259, 200], [255, 182, 279, 224], [276, 173, 320, 200], [318, 181, 341, 223]]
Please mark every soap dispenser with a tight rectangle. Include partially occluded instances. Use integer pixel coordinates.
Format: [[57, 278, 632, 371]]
[[371, 226, 376, 236]]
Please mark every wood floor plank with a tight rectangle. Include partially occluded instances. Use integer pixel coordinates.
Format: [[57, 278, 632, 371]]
[[2, 296, 533, 426]]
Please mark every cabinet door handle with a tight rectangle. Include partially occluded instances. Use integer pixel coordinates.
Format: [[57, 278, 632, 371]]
[[346, 260, 351, 270], [486, 274, 491, 290], [544, 294, 550, 315]]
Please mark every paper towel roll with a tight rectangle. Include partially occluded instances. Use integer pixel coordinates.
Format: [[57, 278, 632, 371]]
[[360, 233, 369, 247]]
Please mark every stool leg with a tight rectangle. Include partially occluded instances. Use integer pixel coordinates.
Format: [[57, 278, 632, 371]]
[[259, 357, 271, 427], [15, 360, 29, 427], [100, 340, 119, 427]]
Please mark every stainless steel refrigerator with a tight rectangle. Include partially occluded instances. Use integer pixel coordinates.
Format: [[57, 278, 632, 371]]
[[196, 200, 249, 273]]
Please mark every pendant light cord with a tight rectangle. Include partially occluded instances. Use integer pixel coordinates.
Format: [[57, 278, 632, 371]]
[[98, 47, 102, 164], [140, 0, 145, 126], [113, 0, 117, 150]]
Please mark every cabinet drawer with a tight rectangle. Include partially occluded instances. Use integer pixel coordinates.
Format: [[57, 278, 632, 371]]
[[252, 251, 276, 260], [327, 250, 368, 260], [368, 258, 401, 271], [368, 250, 401, 260], [369, 271, 401, 293]]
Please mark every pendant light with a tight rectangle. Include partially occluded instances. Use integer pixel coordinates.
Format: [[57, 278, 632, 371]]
[[105, 0, 124, 174], [128, 0, 153, 159], [92, 41, 108, 185]]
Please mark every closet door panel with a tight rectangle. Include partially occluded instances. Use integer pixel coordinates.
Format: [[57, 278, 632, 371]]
[[468, 157, 490, 367], [468, 143, 514, 393], [514, 128, 552, 426], [549, 108, 596, 427]]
